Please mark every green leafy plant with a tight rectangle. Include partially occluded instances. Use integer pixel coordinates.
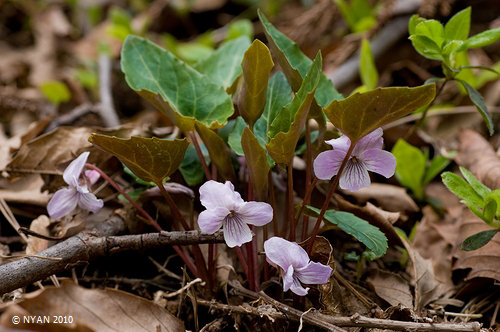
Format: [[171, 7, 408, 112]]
[[392, 139, 450, 200], [408, 7, 500, 135], [334, 0, 379, 33], [442, 167, 500, 250]]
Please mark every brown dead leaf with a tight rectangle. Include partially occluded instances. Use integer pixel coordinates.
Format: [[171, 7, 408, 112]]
[[456, 129, 500, 190], [366, 269, 413, 308], [25, 215, 51, 255], [0, 281, 184, 332], [0, 174, 50, 206], [342, 183, 419, 215], [453, 208, 500, 281]]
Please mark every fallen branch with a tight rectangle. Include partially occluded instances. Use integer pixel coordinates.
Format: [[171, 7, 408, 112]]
[[230, 281, 484, 332], [0, 214, 224, 295]]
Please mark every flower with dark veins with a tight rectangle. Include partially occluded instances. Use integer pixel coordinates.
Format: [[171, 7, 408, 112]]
[[313, 128, 396, 191], [47, 152, 103, 219], [198, 180, 273, 247], [264, 236, 332, 296]]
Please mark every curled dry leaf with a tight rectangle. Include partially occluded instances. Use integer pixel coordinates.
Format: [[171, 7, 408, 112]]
[[456, 129, 500, 189], [366, 269, 413, 308], [25, 215, 51, 255], [0, 281, 184, 332]]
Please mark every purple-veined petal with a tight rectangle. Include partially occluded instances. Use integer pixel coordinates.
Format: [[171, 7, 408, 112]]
[[199, 180, 243, 211], [77, 192, 103, 213], [339, 159, 371, 191], [282, 265, 294, 292], [353, 128, 383, 154], [223, 214, 252, 247], [198, 207, 229, 233], [236, 201, 273, 226], [289, 275, 309, 296], [360, 148, 397, 178], [295, 261, 333, 285], [47, 187, 79, 219], [324, 135, 350, 152], [264, 237, 310, 272], [313, 150, 346, 180], [63, 152, 89, 187]]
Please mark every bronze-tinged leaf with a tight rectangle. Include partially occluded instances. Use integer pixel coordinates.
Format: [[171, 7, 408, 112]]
[[241, 127, 270, 201], [89, 134, 189, 183], [323, 85, 436, 143], [194, 122, 236, 181], [238, 40, 274, 129]]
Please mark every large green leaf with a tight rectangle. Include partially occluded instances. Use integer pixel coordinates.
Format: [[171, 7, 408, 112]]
[[254, 72, 293, 145], [241, 127, 270, 201], [89, 134, 189, 183], [238, 39, 274, 129], [194, 122, 236, 181], [392, 139, 426, 200], [194, 36, 251, 90], [258, 10, 342, 107], [444, 7, 470, 41], [307, 206, 388, 258], [266, 53, 321, 164], [121, 35, 234, 132], [322, 84, 436, 144]]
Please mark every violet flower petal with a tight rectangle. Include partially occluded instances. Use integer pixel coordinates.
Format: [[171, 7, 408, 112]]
[[236, 201, 273, 226], [282, 265, 295, 292], [360, 148, 397, 178], [199, 180, 243, 211], [47, 187, 79, 219], [324, 135, 350, 152], [63, 152, 89, 187], [295, 261, 333, 285], [84, 170, 100, 185], [223, 215, 252, 247], [78, 191, 104, 213], [289, 276, 309, 296], [198, 207, 229, 233], [339, 159, 370, 191], [353, 128, 383, 154], [313, 149, 346, 180], [264, 237, 309, 271]]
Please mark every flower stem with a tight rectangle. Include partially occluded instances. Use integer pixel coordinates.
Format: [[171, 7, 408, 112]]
[[246, 233, 256, 291], [287, 162, 296, 241], [84, 163, 162, 232], [189, 131, 211, 181], [234, 246, 248, 276], [268, 172, 279, 237], [406, 79, 448, 139], [301, 123, 313, 242], [155, 181, 210, 286], [84, 163, 198, 276], [306, 143, 355, 254]]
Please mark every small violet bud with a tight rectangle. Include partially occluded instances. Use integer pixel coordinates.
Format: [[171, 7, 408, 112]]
[[313, 128, 396, 191], [47, 152, 104, 219], [84, 170, 101, 185], [198, 180, 273, 248], [264, 237, 333, 296]]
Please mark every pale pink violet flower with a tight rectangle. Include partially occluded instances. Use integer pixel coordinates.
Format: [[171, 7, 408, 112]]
[[313, 128, 396, 191], [47, 152, 104, 219], [264, 237, 333, 296], [198, 180, 273, 248]]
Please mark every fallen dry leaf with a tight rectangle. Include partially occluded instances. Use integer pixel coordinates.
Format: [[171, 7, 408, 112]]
[[456, 129, 500, 190], [0, 174, 50, 206], [342, 183, 419, 216], [0, 281, 184, 332], [366, 269, 413, 308], [25, 215, 51, 255]]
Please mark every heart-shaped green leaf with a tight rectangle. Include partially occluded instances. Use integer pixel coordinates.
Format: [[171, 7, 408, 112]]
[[241, 127, 270, 201], [323, 84, 436, 144], [121, 35, 234, 132], [306, 206, 388, 258], [194, 36, 251, 90], [258, 10, 342, 106], [89, 134, 189, 183], [238, 39, 274, 129], [195, 121, 236, 181], [266, 52, 321, 164]]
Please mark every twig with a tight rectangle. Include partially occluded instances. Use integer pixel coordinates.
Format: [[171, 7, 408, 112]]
[[97, 53, 120, 127], [162, 278, 205, 298], [0, 213, 223, 295], [46, 102, 95, 131], [0, 198, 29, 243]]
